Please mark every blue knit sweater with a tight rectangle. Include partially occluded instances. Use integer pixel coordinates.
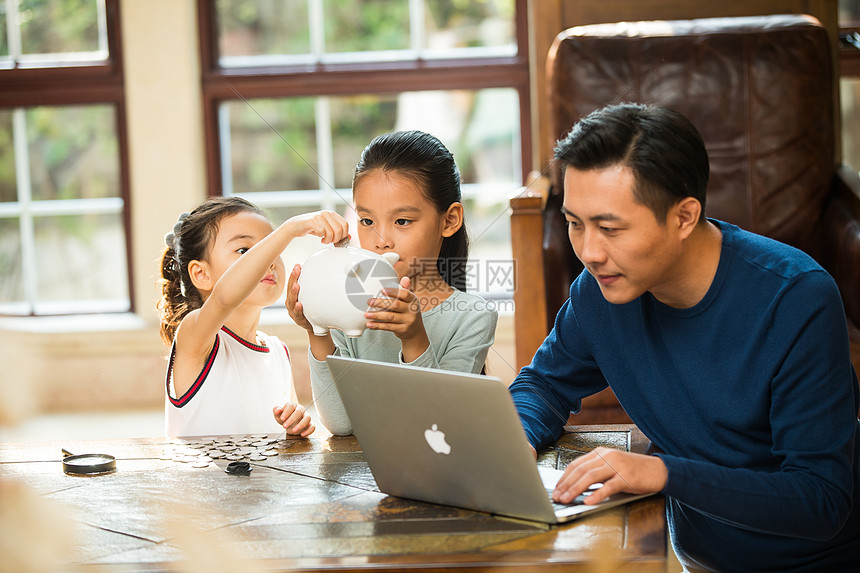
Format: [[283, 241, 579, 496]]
[[509, 220, 859, 572]]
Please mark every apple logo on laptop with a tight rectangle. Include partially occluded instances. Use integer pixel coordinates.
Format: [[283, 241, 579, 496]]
[[424, 424, 451, 455]]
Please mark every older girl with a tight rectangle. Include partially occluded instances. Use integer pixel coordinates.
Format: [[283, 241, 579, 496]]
[[287, 130, 498, 435]]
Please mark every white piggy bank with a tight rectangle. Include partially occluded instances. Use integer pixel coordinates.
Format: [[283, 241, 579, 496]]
[[297, 245, 400, 337]]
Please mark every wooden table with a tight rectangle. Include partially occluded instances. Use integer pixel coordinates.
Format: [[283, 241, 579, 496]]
[[0, 424, 666, 572]]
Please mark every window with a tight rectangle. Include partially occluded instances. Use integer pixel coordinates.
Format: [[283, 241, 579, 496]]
[[840, 0, 860, 172], [0, 0, 130, 315], [199, 0, 529, 298]]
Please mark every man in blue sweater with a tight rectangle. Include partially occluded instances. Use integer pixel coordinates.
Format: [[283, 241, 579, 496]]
[[509, 103, 859, 572]]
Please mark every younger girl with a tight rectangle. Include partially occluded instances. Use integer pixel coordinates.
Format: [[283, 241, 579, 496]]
[[286, 130, 499, 435], [158, 197, 349, 437]]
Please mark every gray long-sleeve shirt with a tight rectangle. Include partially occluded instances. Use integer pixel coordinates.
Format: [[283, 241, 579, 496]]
[[309, 289, 498, 435]]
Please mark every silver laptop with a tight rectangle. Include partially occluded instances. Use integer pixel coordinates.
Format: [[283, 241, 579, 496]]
[[326, 356, 652, 524]]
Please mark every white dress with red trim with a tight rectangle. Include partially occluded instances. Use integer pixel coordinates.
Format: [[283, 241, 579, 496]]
[[165, 326, 292, 437]]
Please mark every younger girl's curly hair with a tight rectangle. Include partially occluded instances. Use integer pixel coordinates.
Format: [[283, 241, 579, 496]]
[[157, 196, 265, 345]]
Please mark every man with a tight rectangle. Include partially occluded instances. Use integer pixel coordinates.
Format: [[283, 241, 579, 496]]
[[509, 103, 859, 572]]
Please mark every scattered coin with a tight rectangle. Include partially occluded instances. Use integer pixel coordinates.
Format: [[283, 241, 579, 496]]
[[162, 434, 289, 466], [192, 461, 211, 468]]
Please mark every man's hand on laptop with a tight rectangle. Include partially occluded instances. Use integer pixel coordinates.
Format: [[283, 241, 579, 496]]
[[551, 447, 667, 505]]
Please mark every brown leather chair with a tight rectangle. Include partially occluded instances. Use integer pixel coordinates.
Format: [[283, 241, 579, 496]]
[[511, 14, 860, 424]]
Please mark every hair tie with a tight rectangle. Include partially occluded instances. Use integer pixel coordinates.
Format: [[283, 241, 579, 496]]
[[164, 212, 190, 297], [163, 231, 177, 251], [163, 212, 189, 252]]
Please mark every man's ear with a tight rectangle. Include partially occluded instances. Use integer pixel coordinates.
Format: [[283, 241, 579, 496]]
[[441, 202, 464, 238], [674, 197, 702, 239], [188, 260, 212, 291]]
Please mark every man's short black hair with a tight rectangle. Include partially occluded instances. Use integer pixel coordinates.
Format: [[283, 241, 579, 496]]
[[554, 103, 710, 224]]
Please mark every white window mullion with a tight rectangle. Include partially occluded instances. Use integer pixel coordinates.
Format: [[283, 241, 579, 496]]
[[12, 108, 38, 314], [409, 0, 424, 56], [314, 96, 335, 210], [309, 0, 325, 63]]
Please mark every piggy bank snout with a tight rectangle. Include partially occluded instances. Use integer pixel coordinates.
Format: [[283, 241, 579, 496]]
[[347, 259, 397, 285], [297, 247, 399, 337], [345, 259, 399, 306]]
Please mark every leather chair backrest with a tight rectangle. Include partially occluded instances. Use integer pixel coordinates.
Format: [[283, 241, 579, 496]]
[[547, 14, 834, 253]]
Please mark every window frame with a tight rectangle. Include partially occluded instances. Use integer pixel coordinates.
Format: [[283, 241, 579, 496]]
[[840, 23, 860, 77], [0, 0, 133, 316], [196, 0, 532, 199]]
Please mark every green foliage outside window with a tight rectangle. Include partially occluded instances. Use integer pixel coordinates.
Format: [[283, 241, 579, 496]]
[[216, 0, 514, 57], [324, 1, 410, 53], [217, 0, 311, 57], [0, 3, 8, 58], [18, 0, 100, 55], [0, 111, 14, 202]]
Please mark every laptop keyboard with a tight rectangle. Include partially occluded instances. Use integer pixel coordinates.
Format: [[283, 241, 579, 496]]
[[547, 490, 589, 510], [547, 483, 604, 511]]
